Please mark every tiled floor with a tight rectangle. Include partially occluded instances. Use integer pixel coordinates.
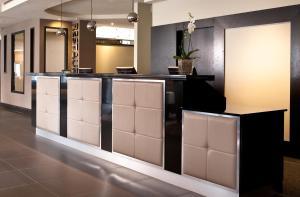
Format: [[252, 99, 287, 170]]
[[0, 106, 203, 197], [0, 106, 300, 197]]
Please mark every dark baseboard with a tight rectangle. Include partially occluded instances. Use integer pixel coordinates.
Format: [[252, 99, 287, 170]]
[[284, 141, 300, 159], [0, 103, 31, 115]]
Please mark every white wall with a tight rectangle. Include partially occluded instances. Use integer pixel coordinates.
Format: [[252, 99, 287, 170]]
[[152, 0, 300, 26], [0, 19, 40, 109], [225, 22, 291, 141]]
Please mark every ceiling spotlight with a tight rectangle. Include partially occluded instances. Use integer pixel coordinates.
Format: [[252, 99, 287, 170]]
[[87, 20, 96, 31], [56, 0, 66, 36], [127, 0, 138, 23], [56, 28, 66, 36], [87, 0, 96, 31]]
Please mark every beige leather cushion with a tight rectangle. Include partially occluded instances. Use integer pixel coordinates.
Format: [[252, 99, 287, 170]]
[[135, 82, 163, 109], [68, 99, 83, 121], [83, 80, 101, 102], [68, 120, 100, 146], [208, 116, 237, 154], [183, 144, 207, 180], [37, 77, 59, 96], [112, 105, 135, 133], [135, 134, 162, 166], [37, 94, 47, 113], [46, 78, 60, 96], [68, 79, 82, 100], [81, 123, 100, 146], [207, 150, 236, 189], [113, 129, 134, 157], [45, 95, 60, 115], [37, 94, 59, 115], [82, 101, 100, 125], [68, 119, 82, 141], [37, 111, 59, 134], [37, 78, 47, 95], [113, 81, 134, 106], [183, 112, 208, 147], [135, 107, 163, 139]]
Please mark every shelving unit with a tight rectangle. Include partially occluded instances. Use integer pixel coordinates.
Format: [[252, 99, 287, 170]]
[[72, 22, 79, 73]]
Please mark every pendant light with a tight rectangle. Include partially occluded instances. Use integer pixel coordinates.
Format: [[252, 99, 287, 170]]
[[56, 0, 66, 36], [127, 0, 138, 23], [87, 0, 96, 31]]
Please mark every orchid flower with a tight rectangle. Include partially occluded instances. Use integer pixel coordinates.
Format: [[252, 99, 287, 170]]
[[187, 12, 196, 34]]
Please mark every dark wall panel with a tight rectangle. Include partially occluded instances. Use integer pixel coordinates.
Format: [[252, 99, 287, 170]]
[[151, 4, 300, 157], [151, 24, 177, 74]]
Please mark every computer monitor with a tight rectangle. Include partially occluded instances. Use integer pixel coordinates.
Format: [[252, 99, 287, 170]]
[[116, 67, 137, 74], [168, 66, 180, 75]]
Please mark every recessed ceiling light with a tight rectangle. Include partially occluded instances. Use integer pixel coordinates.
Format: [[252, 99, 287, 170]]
[[110, 22, 115, 26], [1, 0, 28, 12]]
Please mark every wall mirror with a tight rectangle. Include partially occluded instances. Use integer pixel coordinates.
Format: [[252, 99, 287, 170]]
[[44, 27, 68, 72], [11, 31, 25, 94]]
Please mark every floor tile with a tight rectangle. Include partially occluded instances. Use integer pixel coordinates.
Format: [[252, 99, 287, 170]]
[[5, 155, 60, 170], [0, 171, 33, 190], [0, 161, 14, 173], [39, 174, 106, 197], [138, 178, 190, 196], [20, 163, 82, 182], [0, 184, 56, 197]]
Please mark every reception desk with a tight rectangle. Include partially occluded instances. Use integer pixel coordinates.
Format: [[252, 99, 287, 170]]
[[30, 73, 284, 197]]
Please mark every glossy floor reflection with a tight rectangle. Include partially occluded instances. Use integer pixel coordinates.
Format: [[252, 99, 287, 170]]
[[0, 106, 203, 197]]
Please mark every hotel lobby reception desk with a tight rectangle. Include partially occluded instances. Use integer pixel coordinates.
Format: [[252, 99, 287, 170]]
[[30, 73, 284, 197]]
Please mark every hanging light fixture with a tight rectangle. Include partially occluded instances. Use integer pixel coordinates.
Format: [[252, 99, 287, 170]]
[[127, 0, 138, 23], [87, 0, 96, 31], [56, 0, 66, 36]]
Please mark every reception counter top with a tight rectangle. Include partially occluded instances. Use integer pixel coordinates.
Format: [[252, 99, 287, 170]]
[[27, 72, 215, 81]]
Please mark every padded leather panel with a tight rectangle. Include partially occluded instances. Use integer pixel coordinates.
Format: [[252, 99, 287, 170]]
[[183, 144, 207, 180], [37, 78, 59, 96], [36, 94, 47, 113], [67, 79, 101, 146], [135, 82, 163, 109], [36, 77, 60, 134], [82, 101, 100, 125], [207, 150, 236, 189], [81, 123, 100, 146], [135, 134, 162, 166], [68, 119, 100, 146], [112, 81, 134, 106], [68, 119, 82, 140], [208, 116, 237, 154], [183, 112, 208, 147], [83, 80, 101, 101], [46, 78, 60, 96], [45, 95, 60, 115], [68, 99, 83, 121], [37, 111, 59, 134], [68, 79, 82, 100], [135, 107, 163, 139], [113, 129, 134, 157], [112, 105, 135, 133]]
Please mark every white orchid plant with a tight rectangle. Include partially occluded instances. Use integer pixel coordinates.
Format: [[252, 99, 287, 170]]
[[173, 12, 199, 60]]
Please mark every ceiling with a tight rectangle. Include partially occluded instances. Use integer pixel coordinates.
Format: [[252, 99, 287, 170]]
[[46, 0, 132, 17], [0, 0, 158, 29]]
